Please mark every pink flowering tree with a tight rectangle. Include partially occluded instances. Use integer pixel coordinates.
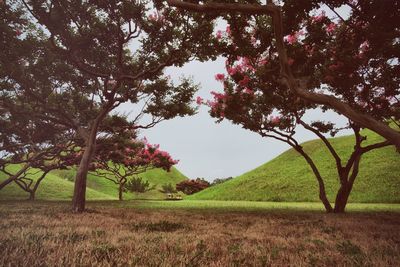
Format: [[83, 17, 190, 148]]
[[86, 131, 178, 201], [193, 1, 398, 212], [167, 0, 400, 149]]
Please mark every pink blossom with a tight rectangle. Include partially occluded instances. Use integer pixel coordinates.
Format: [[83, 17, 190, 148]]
[[216, 30, 223, 40], [214, 73, 225, 82], [270, 116, 281, 125], [239, 75, 250, 86], [285, 34, 298, 45], [226, 25, 231, 35], [311, 11, 326, 23], [243, 88, 254, 95], [258, 58, 268, 66], [326, 23, 336, 34], [196, 96, 203, 105], [211, 91, 226, 101]]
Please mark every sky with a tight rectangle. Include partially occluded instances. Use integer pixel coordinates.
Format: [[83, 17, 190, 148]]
[[117, 58, 350, 181], [115, 4, 351, 182]]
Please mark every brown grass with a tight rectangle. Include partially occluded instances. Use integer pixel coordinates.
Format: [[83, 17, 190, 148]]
[[0, 201, 399, 266]]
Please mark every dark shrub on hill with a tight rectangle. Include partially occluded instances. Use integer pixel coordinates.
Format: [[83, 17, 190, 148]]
[[211, 177, 233, 186], [176, 178, 210, 195], [125, 177, 155, 193], [160, 183, 177, 194]]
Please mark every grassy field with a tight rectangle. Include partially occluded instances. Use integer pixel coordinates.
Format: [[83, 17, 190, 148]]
[[1, 200, 399, 266], [0, 166, 187, 201], [189, 129, 400, 203]]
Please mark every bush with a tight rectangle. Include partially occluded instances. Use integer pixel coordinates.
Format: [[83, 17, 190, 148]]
[[159, 183, 177, 194], [176, 178, 210, 195], [210, 177, 233, 186], [125, 177, 154, 193]]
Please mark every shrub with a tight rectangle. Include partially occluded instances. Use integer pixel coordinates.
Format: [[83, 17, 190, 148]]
[[210, 177, 233, 186], [159, 183, 177, 194], [176, 178, 210, 195], [125, 177, 154, 193]]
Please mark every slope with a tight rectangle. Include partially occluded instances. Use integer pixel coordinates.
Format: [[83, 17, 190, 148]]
[[0, 165, 187, 201], [188, 130, 400, 203]]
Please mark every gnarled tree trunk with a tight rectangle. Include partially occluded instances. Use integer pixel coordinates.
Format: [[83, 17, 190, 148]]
[[295, 146, 333, 213], [72, 127, 97, 212], [333, 183, 353, 213], [72, 103, 113, 212]]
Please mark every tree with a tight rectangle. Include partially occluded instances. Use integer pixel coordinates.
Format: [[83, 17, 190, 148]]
[[176, 178, 210, 195], [2, 0, 217, 211], [125, 177, 154, 194], [160, 183, 178, 193], [200, 25, 393, 212], [166, 0, 400, 149], [87, 122, 178, 200]]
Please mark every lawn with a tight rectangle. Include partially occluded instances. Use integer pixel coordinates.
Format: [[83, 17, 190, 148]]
[[1, 200, 399, 266], [88, 199, 400, 213]]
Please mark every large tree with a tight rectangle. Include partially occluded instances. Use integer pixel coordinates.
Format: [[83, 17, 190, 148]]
[[197, 16, 395, 212], [166, 0, 400, 149], [2, 0, 217, 211]]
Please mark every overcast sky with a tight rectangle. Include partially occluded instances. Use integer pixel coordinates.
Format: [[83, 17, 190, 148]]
[[115, 4, 351, 182], [116, 58, 351, 181]]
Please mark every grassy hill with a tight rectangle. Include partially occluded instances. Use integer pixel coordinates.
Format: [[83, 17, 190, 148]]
[[188, 130, 400, 203], [0, 165, 187, 201]]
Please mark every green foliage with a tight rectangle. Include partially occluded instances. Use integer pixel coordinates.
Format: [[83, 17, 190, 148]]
[[159, 183, 177, 194], [125, 177, 155, 193], [188, 130, 400, 203]]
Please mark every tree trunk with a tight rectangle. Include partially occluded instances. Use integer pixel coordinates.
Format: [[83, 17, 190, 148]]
[[72, 103, 113, 212], [118, 178, 127, 201], [72, 136, 96, 212], [295, 147, 333, 213], [28, 190, 35, 201], [333, 183, 352, 213], [118, 184, 123, 201]]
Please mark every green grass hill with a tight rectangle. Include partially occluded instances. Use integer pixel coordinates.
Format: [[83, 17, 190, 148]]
[[188, 130, 400, 203], [0, 165, 187, 201]]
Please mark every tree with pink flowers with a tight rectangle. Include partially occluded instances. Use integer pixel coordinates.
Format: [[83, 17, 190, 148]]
[[172, 0, 399, 212], [167, 0, 400, 149], [88, 131, 179, 201]]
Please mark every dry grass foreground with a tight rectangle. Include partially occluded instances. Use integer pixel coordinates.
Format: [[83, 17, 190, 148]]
[[0, 201, 399, 266]]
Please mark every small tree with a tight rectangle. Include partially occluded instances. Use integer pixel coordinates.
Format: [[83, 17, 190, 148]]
[[85, 122, 179, 200], [176, 178, 210, 195], [160, 183, 178, 194], [125, 177, 155, 194]]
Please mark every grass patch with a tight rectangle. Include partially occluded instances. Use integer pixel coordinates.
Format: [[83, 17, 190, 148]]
[[0, 201, 399, 266]]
